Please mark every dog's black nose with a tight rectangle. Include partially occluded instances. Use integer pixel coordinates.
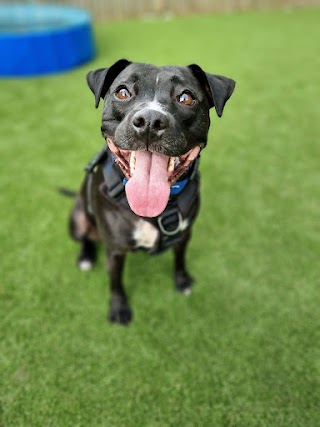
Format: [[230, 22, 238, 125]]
[[132, 109, 168, 138]]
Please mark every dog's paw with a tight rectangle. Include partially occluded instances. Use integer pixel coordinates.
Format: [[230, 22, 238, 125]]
[[109, 302, 133, 326], [175, 271, 194, 296], [78, 259, 94, 272], [77, 240, 97, 272]]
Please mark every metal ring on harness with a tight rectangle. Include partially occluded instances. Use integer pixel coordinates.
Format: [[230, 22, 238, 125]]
[[157, 209, 183, 236]]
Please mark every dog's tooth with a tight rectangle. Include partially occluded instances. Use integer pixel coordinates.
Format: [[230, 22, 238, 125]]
[[168, 157, 175, 172], [130, 152, 136, 174]]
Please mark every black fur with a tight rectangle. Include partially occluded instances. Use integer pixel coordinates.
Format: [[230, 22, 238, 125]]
[[68, 60, 235, 325]]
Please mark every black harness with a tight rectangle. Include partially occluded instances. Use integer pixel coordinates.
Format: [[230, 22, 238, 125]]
[[85, 145, 200, 253]]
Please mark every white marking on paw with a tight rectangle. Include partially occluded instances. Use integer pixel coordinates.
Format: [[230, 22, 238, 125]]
[[79, 260, 93, 272], [183, 288, 192, 296]]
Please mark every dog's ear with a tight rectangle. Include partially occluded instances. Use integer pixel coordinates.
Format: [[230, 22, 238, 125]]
[[86, 59, 131, 108], [188, 64, 235, 117]]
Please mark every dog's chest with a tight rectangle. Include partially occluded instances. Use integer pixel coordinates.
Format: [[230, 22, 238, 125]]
[[133, 219, 159, 250]]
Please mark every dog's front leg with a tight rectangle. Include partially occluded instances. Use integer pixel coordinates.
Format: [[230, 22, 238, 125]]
[[173, 230, 194, 295], [106, 250, 132, 325]]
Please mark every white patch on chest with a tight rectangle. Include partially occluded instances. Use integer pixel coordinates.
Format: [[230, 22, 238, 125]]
[[179, 218, 189, 232], [133, 219, 159, 249]]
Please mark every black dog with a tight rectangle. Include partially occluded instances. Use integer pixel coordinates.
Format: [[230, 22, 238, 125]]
[[68, 59, 235, 325]]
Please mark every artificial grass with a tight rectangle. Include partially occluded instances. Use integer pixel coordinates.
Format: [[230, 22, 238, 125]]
[[1, 7, 320, 427]]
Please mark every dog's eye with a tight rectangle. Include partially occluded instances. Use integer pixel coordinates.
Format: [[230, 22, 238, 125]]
[[178, 91, 195, 106], [115, 87, 131, 100]]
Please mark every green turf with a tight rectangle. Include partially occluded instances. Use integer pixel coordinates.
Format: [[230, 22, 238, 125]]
[[1, 7, 320, 427]]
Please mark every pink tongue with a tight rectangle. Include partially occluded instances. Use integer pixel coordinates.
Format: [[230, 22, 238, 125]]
[[125, 151, 170, 217]]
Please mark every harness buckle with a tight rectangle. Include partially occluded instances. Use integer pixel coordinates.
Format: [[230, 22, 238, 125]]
[[157, 208, 183, 236], [108, 180, 125, 199]]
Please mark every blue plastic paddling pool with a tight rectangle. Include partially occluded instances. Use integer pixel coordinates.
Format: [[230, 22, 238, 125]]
[[0, 4, 96, 77]]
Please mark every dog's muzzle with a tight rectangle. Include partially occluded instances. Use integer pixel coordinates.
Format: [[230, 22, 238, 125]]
[[107, 138, 200, 218]]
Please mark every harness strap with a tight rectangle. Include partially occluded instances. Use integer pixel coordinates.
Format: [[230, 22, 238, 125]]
[[86, 172, 94, 216], [85, 144, 109, 174], [103, 155, 125, 200], [150, 174, 199, 251]]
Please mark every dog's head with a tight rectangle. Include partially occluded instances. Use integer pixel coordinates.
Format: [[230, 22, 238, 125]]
[[87, 60, 235, 217]]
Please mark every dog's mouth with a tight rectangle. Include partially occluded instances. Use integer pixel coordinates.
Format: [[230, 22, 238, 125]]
[[107, 138, 200, 218]]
